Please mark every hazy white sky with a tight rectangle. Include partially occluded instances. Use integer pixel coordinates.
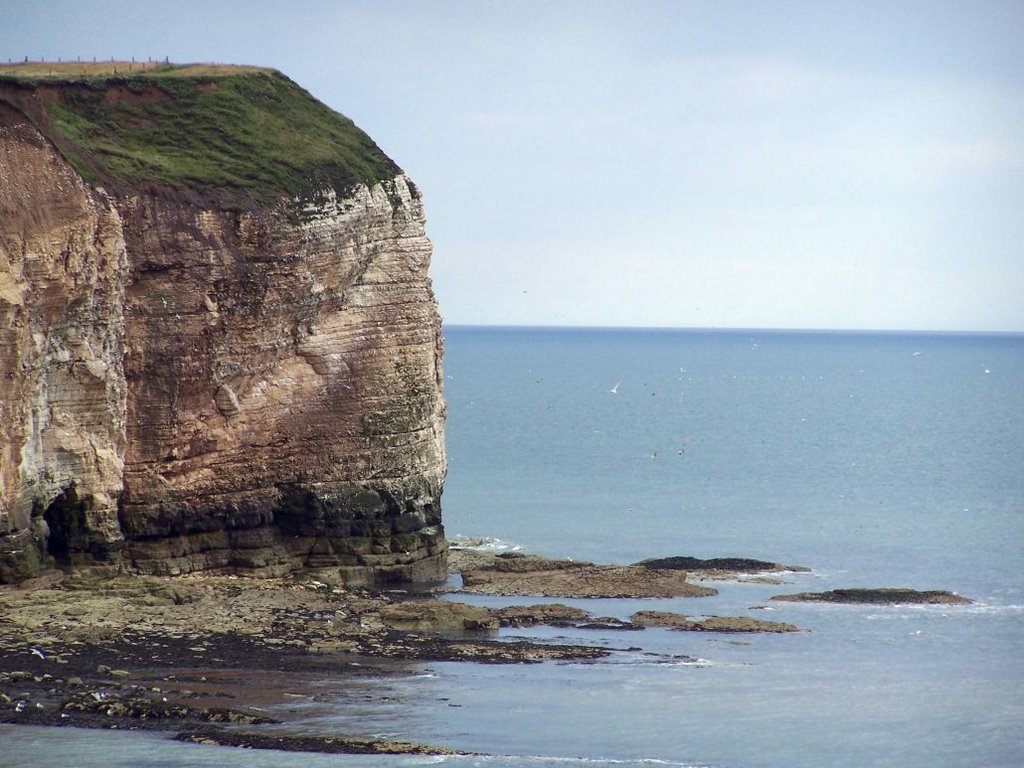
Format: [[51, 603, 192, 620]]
[[4, 0, 1023, 331]]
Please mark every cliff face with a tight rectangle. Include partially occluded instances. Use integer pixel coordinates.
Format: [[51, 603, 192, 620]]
[[0, 66, 447, 584], [0, 112, 129, 579]]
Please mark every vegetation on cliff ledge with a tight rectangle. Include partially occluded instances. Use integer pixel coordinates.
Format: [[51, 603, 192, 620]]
[[0, 61, 401, 208]]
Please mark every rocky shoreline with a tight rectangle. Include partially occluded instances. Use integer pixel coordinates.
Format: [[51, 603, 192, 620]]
[[0, 550, 972, 755], [0, 568, 608, 754]]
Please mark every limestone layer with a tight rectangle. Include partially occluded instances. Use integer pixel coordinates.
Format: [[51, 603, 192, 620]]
[[0, 99, 447, 584]]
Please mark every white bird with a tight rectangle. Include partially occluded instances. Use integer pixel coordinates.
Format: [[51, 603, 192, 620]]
[[609, 382, 620, 394], [30, 648, 45, 659]]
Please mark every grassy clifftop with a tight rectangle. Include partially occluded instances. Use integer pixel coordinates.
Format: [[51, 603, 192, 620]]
[[0, 62, 401, 208]]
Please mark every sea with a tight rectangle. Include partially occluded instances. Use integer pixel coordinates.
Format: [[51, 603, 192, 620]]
[[3, 326, 1022, 768]]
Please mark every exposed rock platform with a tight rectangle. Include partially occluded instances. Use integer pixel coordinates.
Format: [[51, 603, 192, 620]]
[[459, 553, 718, 598], [0, 570, 610, 754], [1, 545, 977, 755]]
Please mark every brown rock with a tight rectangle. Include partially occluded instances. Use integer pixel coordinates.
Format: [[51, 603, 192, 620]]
[[379, 601, 499, 632], [630, 610, 694, 629]]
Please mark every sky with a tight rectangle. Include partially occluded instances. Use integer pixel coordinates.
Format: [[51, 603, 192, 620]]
[[3, 0, 1023, 332]]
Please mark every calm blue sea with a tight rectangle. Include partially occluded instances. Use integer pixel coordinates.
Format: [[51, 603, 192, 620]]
[[4, 327, 1023, 767]]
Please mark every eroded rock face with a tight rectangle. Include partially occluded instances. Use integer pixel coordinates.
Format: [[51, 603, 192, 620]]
[[0, 105, 446, 585], [0, 115, 128, 580]]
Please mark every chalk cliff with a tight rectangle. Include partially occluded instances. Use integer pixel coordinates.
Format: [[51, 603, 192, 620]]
[[0, 64, 447, 584]]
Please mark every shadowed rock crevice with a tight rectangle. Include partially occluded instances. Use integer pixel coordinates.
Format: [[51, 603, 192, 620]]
[[41, 486, 89, 563]]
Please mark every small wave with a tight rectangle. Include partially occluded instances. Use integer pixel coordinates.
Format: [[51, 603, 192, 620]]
[[956, 601, 1024, 616], [859, 600, 1024, 619], [594, 651, 728, 669], [440, 755, 716, 767], [449, 536, 523, 552], [656, 658, 723, 668]]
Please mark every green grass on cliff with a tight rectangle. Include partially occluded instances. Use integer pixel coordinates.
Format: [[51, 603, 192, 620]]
[[0, 63, 401, 208]]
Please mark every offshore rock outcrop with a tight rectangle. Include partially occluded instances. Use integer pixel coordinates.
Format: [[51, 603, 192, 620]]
[[0, 64, 447, 585], [458, 552, 719, 598], [770, 588, 972, 605]]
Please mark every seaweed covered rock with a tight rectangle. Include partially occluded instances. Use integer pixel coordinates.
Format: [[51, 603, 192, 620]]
[[770, 588, 972, 605], [636, 556, 809, 575]]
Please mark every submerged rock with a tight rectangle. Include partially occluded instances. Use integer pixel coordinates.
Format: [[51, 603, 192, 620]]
[[770, 588, 972, 605]]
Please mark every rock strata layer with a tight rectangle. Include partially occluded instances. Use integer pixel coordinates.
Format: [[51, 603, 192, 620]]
[[0, 65, 446, 584]]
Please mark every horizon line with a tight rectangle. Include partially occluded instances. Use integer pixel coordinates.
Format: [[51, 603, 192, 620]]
[[440, 322, 1024, 337]]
